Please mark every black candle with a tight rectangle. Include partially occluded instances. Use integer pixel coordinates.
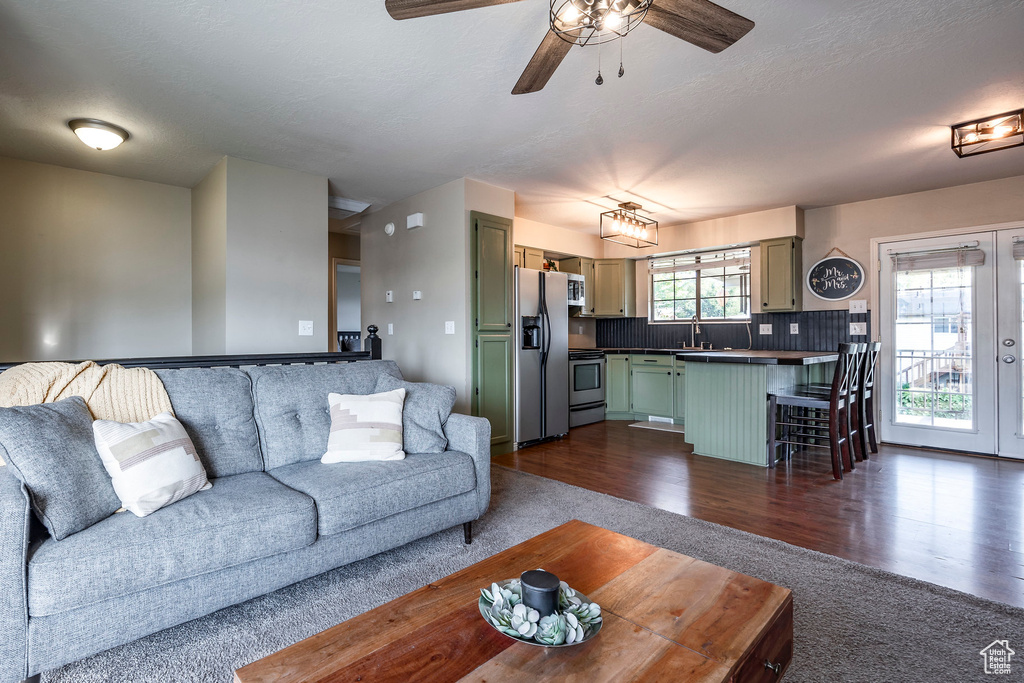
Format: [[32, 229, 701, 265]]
[[520, 569, 560, 618]]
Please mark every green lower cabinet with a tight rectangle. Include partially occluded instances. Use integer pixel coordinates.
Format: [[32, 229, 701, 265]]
[[606, 355, 632, 416], [631, 365, 674, 418], [673, 362, 685, 425]]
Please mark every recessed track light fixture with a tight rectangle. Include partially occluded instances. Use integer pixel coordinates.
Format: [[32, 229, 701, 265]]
[[951, 109, 1023, 158], [68, 118, 130, 151]]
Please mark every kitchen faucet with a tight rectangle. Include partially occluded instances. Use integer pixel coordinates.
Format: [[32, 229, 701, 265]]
[[690, 315, 700, 348]]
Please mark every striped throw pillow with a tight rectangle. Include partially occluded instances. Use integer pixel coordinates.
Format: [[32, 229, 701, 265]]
[[92, 412, 211, 517], [322, 388, 406, 463]]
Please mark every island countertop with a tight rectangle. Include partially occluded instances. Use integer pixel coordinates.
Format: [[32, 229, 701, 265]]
[[679, 350, 839, 365]]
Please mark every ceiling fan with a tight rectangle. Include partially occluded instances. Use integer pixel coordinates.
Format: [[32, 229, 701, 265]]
[[384, 0, 754, 95]]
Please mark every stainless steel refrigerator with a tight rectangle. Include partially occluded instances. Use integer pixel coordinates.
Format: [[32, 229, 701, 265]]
[[515, 267, 569, 447]]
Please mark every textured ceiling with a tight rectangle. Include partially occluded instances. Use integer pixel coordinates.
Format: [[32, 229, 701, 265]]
[[1, 0, 1022, 231]]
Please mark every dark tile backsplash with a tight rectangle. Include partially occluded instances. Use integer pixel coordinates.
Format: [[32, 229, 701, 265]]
[[596, 310, 871, 352]]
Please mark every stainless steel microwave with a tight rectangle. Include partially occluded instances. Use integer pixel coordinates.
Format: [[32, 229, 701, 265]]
[[566, 273, 585, 307]]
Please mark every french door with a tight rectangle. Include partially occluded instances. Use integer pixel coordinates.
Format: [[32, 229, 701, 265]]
[[878, 227, 1024, 458]]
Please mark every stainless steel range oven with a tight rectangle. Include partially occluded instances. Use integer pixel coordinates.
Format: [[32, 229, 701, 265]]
[[568, 350, 606, 428]]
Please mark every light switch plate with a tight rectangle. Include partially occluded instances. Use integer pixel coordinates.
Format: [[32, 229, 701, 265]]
[[849, 299, 867, 313], [298, 320, 314, 336], [444, 321, 455, 335], [385, 290, 393, 303], [387, 323, 394, 335], [412, 290, 422, 300], [759, 324, 773, 335], [790, 323, 799, 334], [850, 322, 867, 336]]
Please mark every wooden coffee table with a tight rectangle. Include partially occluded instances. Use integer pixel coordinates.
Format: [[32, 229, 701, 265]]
[[235, 520, 793, 682]]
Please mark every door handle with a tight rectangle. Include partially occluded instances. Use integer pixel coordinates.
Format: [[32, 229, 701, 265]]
[[1002, 354, 1016, 364]]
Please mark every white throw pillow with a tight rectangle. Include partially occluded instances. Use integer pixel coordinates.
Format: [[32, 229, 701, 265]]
[[322, 388, 406, 463], [92, 412, 211, 517]]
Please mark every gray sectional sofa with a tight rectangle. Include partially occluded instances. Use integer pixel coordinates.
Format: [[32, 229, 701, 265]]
[[0, 360, 491, 683]]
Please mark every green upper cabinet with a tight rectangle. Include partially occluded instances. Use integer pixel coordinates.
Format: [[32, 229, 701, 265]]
[[593, 258, 636, 317], [513, 245, 525, 269], [477, 217, 514, 331], [630, 357, 674, 418], [606, 354, 631, 413], [760, 236, 803, 312], [674, 361, 686, 424], [559, 256, 596, 316], [524, 247, 544, 270]]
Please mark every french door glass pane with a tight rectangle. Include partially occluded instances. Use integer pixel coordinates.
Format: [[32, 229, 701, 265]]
[[894, 266, 974, 429]]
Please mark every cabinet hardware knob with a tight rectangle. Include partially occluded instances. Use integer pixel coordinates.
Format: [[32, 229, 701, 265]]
[[764, 660, 782, 675], [507, 323, 511, 328], [763, 302, 768, 307]]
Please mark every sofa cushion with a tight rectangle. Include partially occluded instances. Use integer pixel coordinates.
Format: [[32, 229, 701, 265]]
[[92, 412, 211, 517], [322, 389, 406, 463], [375, 375, 456, 454], [0, 397, 120, 540], [249, 360, 403, 470], [155, 368, 262, 477], [269, 451, 476, 537], [27, 471, 316, 617]]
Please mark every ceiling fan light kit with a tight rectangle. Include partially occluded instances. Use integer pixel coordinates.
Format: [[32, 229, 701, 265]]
[[549, 0, 651, 47], [951, 109, 1024, 158], [601, 202, 658, 248], [384, 0, 754, 95]]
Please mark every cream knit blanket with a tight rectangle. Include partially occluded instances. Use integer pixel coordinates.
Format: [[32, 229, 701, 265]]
[[0, 361, 174, 464]]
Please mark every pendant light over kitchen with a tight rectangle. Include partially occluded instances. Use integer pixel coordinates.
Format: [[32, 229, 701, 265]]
[[601, 202, 658, 248]]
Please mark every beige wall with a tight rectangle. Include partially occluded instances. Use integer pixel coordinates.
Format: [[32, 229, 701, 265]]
[[361, 177, 514, 412], [222, 158, 328, 353], [514, 217, 604, 259], [362, 179, 470, 409], [191, 158, 227, 354], [0, 156, 192, 362], [803, 175, 1024, 310]]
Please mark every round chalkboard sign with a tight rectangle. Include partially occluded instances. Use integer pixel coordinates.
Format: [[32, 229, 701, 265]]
[[806, 255, 864, 301]]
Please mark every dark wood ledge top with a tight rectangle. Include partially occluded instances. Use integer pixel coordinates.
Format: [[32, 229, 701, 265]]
[[680, 350, 839, 365]]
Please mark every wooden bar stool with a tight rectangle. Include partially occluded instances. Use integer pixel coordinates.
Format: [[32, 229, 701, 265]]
[[858, 341, 882, 457], [768, 343, 860, 480]]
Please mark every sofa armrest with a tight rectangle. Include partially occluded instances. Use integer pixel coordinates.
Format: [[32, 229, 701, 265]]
[[443, 413, 491, 518], [0, 469, 31, 682]]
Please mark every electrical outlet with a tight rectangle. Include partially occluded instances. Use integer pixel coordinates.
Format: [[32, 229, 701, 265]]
[[444, 321, 455, 335], [412, 290, 422, 300], [385, 290, 393, 303], [298, 320, 313, 336], [790, 323, 799, 334], [849, 299, 867, 313], [387, 323, 394, 335], [759, 324, 773, 335], [850, 322, 867, 336]]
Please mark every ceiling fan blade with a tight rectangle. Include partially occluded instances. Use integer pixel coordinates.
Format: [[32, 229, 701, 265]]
[[512, 30, 573, 95], [644, 0, 754, 53], [385, 0, 526, 20]]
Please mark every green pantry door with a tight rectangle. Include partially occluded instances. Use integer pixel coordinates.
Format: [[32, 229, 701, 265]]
[[471, 212, 514, 454]]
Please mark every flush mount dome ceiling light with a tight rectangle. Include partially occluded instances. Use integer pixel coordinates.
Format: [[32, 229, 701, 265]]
[[68, 118, 130, 151], [951, 109, 1023, 158]]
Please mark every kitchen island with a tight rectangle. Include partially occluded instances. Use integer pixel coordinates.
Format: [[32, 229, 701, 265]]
[[682, 350, 838, 466]]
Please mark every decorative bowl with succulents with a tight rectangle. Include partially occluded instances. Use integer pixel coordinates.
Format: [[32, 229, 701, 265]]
[[478, 578, 603, 647]]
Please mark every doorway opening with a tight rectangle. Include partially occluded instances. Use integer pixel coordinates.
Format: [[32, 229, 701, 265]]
[[332, 258, 361, 351]]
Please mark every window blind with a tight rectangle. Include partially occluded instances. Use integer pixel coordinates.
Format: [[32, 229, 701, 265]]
[[890, 247, 985, 272], [648, 249, 751, 274], [1013, 240, 1024, 260]]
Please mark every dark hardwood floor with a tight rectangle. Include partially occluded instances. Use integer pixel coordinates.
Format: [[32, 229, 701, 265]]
[[493, 421, 1024, 608]]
